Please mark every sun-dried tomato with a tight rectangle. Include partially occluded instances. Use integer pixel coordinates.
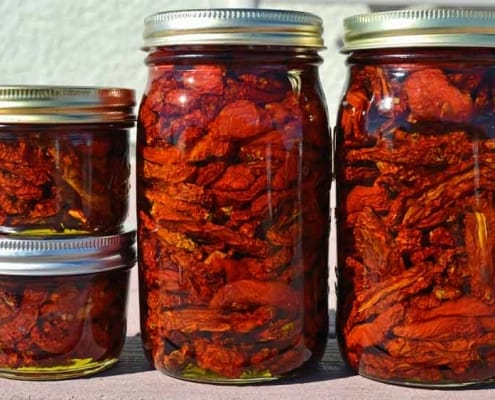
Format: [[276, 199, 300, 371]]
[[336, 47, 495, 386], [137, 47, 330, 381], [405, 68, 473, 123], [0, 270, 129, 377], [0, 126, 130, 234]]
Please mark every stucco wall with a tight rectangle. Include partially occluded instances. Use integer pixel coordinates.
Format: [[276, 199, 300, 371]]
[[0, 0, 369, 125], [0, 0, 370, 320]]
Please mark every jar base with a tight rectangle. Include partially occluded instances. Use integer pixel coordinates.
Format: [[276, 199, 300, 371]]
[[0, 357, 119, 381], [157, 369, 281, 385], [359, 372, 495, 389], [152, 357, 322, 385]]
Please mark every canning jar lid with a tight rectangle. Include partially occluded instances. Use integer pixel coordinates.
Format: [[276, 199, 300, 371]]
[[143, 8, 324, 49], [0, 230, 136, 276], [0, 85, 135, 124], [342, 8, 495, 52]]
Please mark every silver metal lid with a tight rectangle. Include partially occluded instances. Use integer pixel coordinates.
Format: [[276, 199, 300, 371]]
[[0, 86, 135, 124], [0, 230, 136, 276], [342, 8, 495, 52], [143, 8, 324, 49]]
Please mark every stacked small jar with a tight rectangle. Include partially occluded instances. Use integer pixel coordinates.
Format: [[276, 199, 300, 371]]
[[0, 86, 136, 380]]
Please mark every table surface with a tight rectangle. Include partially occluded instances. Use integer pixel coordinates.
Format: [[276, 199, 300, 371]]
[[2, 268, 495, 400]]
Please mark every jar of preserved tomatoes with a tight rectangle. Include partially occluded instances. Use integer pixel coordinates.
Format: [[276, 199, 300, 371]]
[[0, 230, 135, 380], [335, 8, 495, 387], [0, 86, 134, 235], [137, 8, 331, 383]]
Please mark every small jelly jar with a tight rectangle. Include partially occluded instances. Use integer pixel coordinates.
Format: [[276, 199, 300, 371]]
[[0, 230, 135, 380], [0, 86, 135, 234], [335, 8, 495, 387], [137, 9, 331, 383]]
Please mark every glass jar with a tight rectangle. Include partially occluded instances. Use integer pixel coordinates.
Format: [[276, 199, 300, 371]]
[[0, 230, 135, 380], [137, 9, 331, 383], [0, 86, 135, 234], [335, 8, 495, 387]]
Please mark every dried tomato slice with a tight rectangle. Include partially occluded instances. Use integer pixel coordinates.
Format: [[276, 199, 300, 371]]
[[336, 58, 495, 385], [137, 59, 330, 381]]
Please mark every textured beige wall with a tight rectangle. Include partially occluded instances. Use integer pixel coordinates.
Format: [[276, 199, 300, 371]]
[[0, 0, 370, 323], [0, 0, 369, 124]]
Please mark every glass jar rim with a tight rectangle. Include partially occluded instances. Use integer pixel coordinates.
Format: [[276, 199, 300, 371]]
[[342, 8, 495, 52], [142, 8, 324, 49], [0, 85, 135, 124]]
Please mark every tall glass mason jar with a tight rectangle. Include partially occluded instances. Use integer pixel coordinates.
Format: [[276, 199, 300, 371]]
[[137, 9, 331, 383], [335, 8, 495, 387]]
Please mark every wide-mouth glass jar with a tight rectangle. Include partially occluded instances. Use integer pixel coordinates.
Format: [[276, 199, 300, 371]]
[[0, 86, 135, 235], [0, 230, 136, 380], [335, 8, 495, 388], [137, 8, 331, 383]]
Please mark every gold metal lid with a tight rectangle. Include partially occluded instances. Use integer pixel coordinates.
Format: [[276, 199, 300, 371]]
[[143, 8, 324, 49], [0, 86, 135, 124], [342, 8, 495, 52]]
